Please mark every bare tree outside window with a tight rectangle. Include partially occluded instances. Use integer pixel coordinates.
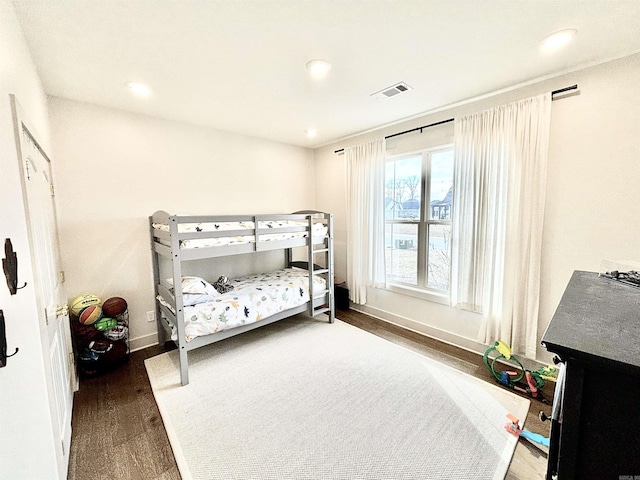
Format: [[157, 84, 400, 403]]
[[385, 148, 453, 294], [404, 175, 420, 201]]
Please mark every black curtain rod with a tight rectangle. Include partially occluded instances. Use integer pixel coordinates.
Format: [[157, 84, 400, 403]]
[[551, 84, 578, 97], [386, 117, 454, 140], [334, 118, 454, 154], [334, 84, 578, 154]]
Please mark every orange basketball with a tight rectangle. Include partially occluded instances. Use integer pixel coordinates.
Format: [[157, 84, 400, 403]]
[[78, 305, 102, 325]]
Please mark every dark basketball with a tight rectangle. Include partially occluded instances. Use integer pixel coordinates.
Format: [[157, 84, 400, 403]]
[[102, 297, 127, 317], [73, 323, 103, 345]]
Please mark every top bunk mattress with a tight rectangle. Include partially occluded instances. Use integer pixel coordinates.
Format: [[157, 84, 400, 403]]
[[152, 219, 328, 249]]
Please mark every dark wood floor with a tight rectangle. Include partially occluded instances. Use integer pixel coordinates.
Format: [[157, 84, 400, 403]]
[[68, 308, 551, 479], [67, 340, 180, 480]]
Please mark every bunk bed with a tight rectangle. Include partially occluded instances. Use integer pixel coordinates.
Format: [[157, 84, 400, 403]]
[[149, 210, 334, 385]]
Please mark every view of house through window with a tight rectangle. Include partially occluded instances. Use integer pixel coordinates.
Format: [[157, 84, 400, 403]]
[[385, 146, 454, 293]]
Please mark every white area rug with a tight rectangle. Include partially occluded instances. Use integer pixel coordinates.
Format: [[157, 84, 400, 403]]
[[145, 315, 529, 480]]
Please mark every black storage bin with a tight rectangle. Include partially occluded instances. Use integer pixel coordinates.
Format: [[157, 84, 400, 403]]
[[334, 283, 350, 310]]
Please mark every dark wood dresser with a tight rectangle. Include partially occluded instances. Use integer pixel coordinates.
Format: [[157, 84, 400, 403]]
[[541, 270, 640, 479]]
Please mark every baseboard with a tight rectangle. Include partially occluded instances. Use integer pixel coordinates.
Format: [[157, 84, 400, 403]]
[[130, 332, 159, 353], [350, 303, 548, 372]]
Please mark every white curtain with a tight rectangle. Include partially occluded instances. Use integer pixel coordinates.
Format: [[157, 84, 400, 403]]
[[451, 94, 552, 358], [345, 139, 387, 304]]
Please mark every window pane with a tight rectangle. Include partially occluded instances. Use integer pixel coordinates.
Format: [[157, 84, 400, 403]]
[[429, 150, 454, 220], [385, 156, 422, 220], [385, 223, 418, 285], [427, 224, 451, 291]]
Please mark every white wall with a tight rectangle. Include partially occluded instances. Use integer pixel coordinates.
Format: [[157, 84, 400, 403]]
[[315, 53, 640, 362], [48, 98, 316, 350], [0, 0, 61, 477]]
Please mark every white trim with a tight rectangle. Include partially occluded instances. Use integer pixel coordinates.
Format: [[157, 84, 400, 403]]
[[350, 303, 547, 372], [129, 333, 159, 352], [384, 283, 450, 305]]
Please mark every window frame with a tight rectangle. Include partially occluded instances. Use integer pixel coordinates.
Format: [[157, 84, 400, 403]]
[[384, 144, 453, 302]]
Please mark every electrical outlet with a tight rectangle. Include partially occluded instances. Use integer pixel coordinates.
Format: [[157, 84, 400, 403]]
[[146, 311, 155, 323]]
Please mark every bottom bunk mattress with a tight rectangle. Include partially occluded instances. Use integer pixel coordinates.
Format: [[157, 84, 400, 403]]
[[158, 268, 326, 342]]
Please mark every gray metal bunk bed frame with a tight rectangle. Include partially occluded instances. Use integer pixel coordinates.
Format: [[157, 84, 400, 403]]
[[149, 210, 334, 385]]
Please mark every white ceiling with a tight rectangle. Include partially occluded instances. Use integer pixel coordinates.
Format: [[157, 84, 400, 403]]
[[13, 0, 640, 148]]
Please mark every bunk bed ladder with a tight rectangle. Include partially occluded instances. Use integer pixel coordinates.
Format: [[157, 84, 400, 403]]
[[307, 213, 334, 323]]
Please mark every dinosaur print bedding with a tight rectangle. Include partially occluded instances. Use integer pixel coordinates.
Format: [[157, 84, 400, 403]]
[[157, 268, 326, 342]]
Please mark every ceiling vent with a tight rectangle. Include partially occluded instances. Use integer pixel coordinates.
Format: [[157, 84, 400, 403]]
[[371, 82, 413, 100]]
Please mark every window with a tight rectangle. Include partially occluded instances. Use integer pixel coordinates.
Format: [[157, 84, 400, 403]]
[[384, 146, 454, 294]]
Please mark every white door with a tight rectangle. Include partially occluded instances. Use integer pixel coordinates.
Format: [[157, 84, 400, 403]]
[[12, 96, 74, 478]]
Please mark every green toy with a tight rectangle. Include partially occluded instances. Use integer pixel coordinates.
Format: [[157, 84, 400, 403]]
[[483, 340, 557, 400]]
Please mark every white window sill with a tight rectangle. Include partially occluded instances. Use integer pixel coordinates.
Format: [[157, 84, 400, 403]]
[[383, 282, 450, 306]]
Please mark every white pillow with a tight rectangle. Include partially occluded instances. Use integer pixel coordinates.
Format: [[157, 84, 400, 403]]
[[165, 276, 220, 305], [181, 276, 218, 295], [181, 292, 217, 307]]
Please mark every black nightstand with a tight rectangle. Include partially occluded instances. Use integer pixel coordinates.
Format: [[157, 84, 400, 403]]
[[541, 271, 640, 479]]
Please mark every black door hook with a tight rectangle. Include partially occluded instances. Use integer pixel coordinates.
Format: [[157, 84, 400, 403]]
[[0, 309, 20, 368], [3, 238, 27, 295]]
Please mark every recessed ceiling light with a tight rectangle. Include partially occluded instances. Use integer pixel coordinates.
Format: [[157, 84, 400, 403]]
[[305, 129, 318, 137], [540, 29, 577, 52], [305, 59, 331, 77], [127, 81, 152, 97]]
